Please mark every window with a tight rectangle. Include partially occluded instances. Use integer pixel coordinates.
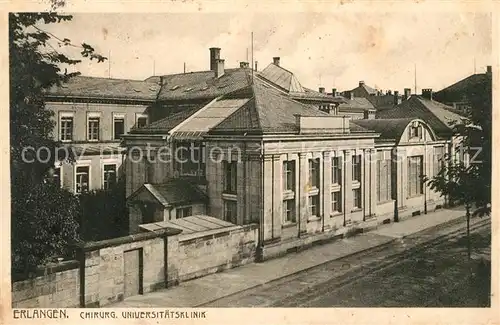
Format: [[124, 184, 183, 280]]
[[283, 161, 296, 191], [113, 117, 125, 140], [176, 206, 192, 219], [377, 159, 392, 202], [331, 191, 342, 214], [283, 199, 296, 223], [87, 117, 100, 141], [53, 167, 61, 187], [409, 125, 422, 139], [308, 158, 320, 188], [434, 147, 445, 176], [352, 155, 361, 182], [60, 116, 73, 141], [408, 156, 423, 197], [223, 161, 237, 194], [137, 116, 148, 128], [75, 166, 89, 194], [308, 195, 320, 217], [332, 157, 342, 185], [103, 164, 117, 190], [223, 200, 237, 224], [176, 142, 204, 176], [353, 188, 362, 209]]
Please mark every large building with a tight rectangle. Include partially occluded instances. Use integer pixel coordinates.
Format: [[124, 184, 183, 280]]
[[121, 47, 457, 260], [44, 76, 159, 193]]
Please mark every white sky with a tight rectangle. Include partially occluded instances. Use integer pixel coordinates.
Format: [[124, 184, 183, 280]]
[[41, 12, 492, 93]]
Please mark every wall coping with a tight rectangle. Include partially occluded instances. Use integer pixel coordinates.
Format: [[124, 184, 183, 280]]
[[12, 260, 80, 283], [77, 227, 182, 252]]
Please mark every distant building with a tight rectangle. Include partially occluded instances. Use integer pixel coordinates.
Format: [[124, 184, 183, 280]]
[[345, 80, 412, 111]]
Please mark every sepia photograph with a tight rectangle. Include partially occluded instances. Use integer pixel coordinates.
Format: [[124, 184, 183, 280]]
[[4, 1, 494, 317]]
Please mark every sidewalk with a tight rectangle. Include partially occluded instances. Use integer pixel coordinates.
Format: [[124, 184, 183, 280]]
[[108, 207, 467, 308]]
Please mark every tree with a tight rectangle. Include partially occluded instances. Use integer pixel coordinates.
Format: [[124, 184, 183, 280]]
[[425, 73, 491, 260], [9, 12, 106, 276]]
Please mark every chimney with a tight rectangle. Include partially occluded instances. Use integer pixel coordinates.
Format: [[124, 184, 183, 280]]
[[332, 88, 337, 97], [404, 88, 411, 100], [319, 87, 325, 93], [359, 80, 365, 87], [394, 90, 401, 105], [273, 57, 280, 66], [422, 88, 433, 100], [255, 61, 258, 71], [215, 59, 225, 78], [209, 47, 221, 72], [240, 61, 249, 68], [487, 65, 492, 74], [346, 91, 354, 100]]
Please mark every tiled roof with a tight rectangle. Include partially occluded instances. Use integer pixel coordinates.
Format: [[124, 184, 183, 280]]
[[434, 73, 490, 103], [352, 118, 415, 141], [45, 76, 160, 101], [351, 83, 378, 95], [210, 78, 371, 135], [131, 105, 203, 134], [291, 87, 347, 103], [377, 96, 464, 136], [258, 63, 305, 93], [155, 68, 253, 101], [338, 97, 375, 111], [128, 179, 207, 207]]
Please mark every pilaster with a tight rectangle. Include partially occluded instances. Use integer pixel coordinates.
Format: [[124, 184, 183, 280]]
[[298, 152, 308, 236], [262, 155, 274, 242], [343, 149, 353, 224], [369, 149, 378, 217], [322, 151, 332, 227], [272, 155, 282, 239]]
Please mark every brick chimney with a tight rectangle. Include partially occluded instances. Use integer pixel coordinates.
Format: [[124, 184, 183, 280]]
[[319, 87, 325, 93], [273, 57, 280, 66], [404, 88, 411, 100], [215, 59, 225, 78], [359, 81, 365, 87], [240, 61, 249, 68], [422, 88, 433, 100], [394, 90, 401, 105], [209, 47, 221, 72], [487, 65, 492, 74], [332, 88, 337, 97], [255, 61, 258, 71]]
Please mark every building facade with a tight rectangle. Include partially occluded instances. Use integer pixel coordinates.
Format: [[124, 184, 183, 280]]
[[45, 76, 158, 193]]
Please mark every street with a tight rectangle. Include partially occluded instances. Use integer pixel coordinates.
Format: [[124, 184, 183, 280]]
[[200, 219, 491, 307]]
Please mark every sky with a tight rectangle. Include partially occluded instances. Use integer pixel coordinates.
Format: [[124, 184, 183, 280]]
[[40, 11, 492, 93]]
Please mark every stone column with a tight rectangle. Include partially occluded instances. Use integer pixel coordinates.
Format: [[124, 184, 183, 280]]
[[343, 150, 353, 224], [237, 155, 246, 225], [322, 151, 332, 229], [298, 152, 308, 237], [272, 155, 282, 239], [262, 155, 274, 242]]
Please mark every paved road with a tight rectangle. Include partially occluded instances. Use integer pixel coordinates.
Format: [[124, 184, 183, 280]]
[[200, 219, 491, 307]]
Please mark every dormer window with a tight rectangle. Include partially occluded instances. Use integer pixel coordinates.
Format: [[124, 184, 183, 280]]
[[409, 122, 422, 139]]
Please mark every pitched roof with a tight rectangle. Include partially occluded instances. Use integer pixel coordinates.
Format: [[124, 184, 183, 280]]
[[210, 78, 372, 135], [45, 75, 160, 101], [434, 72, 491, 103], [128, 179, 207, 207], [258, 63, 305, 93], [132, 105, 203, 134], [351, 82, 378, 95], [352, 118, 414, 141], [338, 97, 375, 111], [377, 96, 464, 136], [154, 68, 253, 101]]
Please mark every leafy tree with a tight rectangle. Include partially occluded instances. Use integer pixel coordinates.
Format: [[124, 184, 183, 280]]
[[425, 73, 491, 260], [79, 180, 129, 242], [10, 12, 106, 276]]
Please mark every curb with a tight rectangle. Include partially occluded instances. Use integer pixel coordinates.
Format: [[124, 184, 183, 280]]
[[195, 213, 473, 307]]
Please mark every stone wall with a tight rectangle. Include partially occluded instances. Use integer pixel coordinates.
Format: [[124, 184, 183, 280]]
[[12, 261, 80, 308], [167, 224, 258, 285]]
